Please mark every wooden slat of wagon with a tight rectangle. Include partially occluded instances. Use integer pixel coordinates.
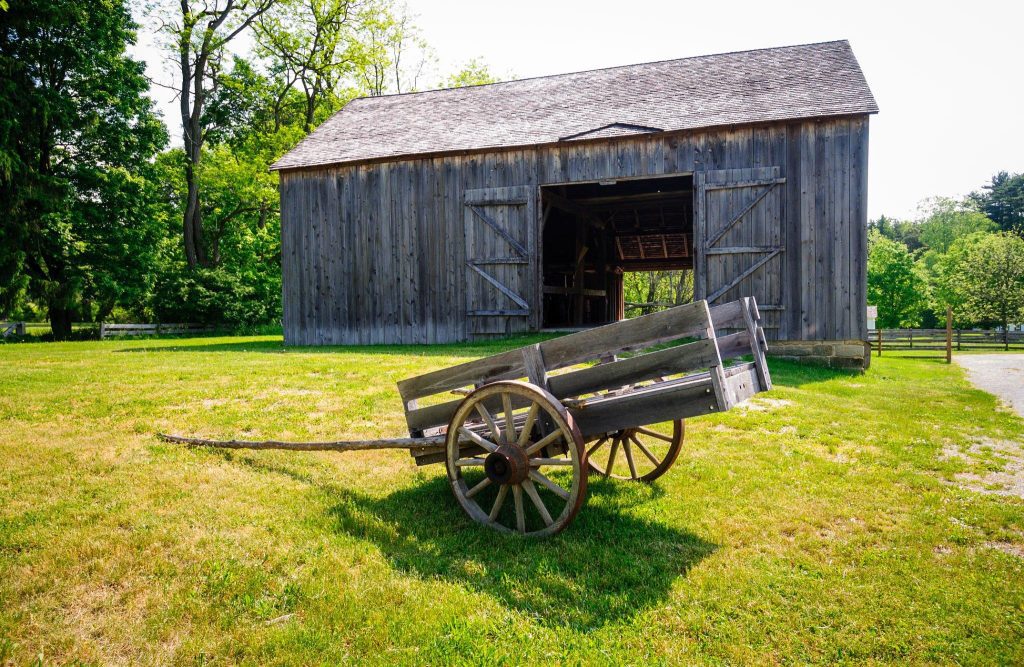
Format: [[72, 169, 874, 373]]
[[548, 333, 743, 399], [571, 374, 718, 435], [538, 300, 713, 370], [400, 300, 714, 402]]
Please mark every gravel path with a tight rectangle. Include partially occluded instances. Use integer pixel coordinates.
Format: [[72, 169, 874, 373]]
[[955, 354, 1024, 418]]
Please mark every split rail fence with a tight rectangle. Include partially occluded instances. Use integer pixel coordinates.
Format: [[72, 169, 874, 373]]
[[1, 322, 26, 338], [99, 323, 218, 339], [869, 328, 1024, 360]]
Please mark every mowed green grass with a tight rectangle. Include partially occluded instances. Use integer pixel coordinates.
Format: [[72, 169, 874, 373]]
[[1, 336, 1023, 665]]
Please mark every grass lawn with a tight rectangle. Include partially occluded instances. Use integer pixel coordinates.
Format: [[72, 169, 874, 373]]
[[1, 336, 1023, 664]]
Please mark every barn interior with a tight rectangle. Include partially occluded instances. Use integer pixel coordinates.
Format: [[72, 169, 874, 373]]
[[540, 175, 694, 329]]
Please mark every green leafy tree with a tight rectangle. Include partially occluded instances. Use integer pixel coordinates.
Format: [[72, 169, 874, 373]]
[[916, 197, 997, 254], [867, 230, 928, 328], [154, 0, 277, 268], [623, 270, 693, 318], [868, 215, 923, 252], [971, 171, 1024, 234], [933, 232, 1024, 331], [254, 0, 368, 132], [0, 0, 167, 337], [443, 57, 501, 88]]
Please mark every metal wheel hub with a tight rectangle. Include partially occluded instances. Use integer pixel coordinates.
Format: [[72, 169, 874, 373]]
[[484, 444, 530, 485]]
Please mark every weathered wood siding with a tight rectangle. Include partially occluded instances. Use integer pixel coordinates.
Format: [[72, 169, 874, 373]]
[[279, 116, 869, 345]]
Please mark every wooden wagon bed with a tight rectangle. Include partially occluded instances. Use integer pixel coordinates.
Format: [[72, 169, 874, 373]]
[[399, 297, 769, 460]]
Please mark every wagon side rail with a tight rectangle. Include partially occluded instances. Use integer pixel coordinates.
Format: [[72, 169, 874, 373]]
[[398, 297, 771, 457]]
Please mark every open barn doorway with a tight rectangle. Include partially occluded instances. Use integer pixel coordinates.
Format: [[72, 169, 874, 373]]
[[540, 175, 694, 329]]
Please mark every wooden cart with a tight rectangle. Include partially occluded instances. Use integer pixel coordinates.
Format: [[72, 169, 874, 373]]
[[164, 296, 771, 537], [395, 296, 771, 537]]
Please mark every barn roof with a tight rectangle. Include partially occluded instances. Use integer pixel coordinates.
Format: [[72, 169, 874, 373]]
[[271, 40, 877, 172]]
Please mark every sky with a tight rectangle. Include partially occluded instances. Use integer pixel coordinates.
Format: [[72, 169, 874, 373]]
[[135, 0, 1024, 220]]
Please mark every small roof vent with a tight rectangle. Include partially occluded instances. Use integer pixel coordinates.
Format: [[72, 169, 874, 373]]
[[558, 123, 664, 142]]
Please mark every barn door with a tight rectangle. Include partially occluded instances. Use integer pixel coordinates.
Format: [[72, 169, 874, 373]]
[[695, 167, 785, 336], [464, 185, 537, 336]]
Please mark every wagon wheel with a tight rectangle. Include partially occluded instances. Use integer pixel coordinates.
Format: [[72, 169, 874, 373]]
[[585, 420, 684, 482], [445, 381, 587, 537]]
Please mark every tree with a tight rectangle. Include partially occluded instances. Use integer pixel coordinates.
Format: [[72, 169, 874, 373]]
[[157, 0, 277, 268], [356, 1, 432, 96], [868, 215, 923, 252], [0, 0, 167, 337], [934, 232, 1024, 331], [254, 0, 364, 133], [866, 230, 928, 328], [916, 197, 997, 254], [443, 57, 500, 88], [622, 270, 693, 318], [971, 171, 1024, 235]]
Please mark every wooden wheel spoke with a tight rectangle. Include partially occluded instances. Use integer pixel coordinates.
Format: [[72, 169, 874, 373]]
[[630, 434, 661, 467], [529, 470, 569, 500], [513, 485, 525, 533], [489, 485, 509, 522], [475, 403, 500, 442], [524, 429, 563, 456], [530, 457, 574, 467], [466, 477, 492, 498], [637, 426, 674, 443], [517, 403, 539, 447], [502, 393, 516, 443], [622, 438, 639, 479], [455, 457, 487, 467], [587, 437, 608, 457], [522, 479, 553, 527], [605, 437, 620, 476], [458, 426, 497, 453]]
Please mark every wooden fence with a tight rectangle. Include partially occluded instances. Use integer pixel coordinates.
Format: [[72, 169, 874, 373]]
[[99, 323, 218, 339], [1, 322, 26, 338], [869, 328, 1024, 359]]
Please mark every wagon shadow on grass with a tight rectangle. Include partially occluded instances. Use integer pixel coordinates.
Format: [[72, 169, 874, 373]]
[[325, 475, 717, 630]]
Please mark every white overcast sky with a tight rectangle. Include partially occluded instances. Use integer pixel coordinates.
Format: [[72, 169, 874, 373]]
[[135, 0, 1024, 220]]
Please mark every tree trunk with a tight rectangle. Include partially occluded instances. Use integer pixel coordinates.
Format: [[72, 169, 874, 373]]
[[48, 298, 74, 341], [183, 163, 206, 268]]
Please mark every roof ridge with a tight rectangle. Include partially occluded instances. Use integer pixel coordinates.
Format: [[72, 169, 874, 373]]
[[272, 39, 876, 172], [347, 39, 852, 105]]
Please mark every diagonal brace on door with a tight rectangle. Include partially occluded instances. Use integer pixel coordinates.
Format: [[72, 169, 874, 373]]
[[467, 263, 530, 310], [706, 180, 783, 249], [468, 205, 528, 257]]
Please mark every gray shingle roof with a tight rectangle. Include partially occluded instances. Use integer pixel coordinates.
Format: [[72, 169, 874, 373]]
[[271, 40, 877, 171]]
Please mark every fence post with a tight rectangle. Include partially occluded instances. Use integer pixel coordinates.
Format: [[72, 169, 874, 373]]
[[909, 328, 913, 349], [877, 328, 882, 357], [16, 322, 25, 336], [957, 328, 961, 351], [945, 306, 952, 364], [1006, 326, 1009, 352], [99, 323, 106, 340]]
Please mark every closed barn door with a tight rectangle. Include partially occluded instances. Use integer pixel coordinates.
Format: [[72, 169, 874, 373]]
[[464, 185, 538, 336], [695, 167, 786, 338]]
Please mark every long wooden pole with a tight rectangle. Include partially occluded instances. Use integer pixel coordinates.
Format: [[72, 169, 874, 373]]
[[158, 433, 447, 452], [945, 306, 953, 364]]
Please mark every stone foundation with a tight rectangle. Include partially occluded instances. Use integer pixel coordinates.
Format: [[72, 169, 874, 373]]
[[767, 339, 871, 370]]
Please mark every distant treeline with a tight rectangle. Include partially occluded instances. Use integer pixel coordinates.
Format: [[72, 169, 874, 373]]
[[867, 173, 1024, 331]]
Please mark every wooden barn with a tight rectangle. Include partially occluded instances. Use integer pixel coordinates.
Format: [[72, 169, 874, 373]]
[[271, 40, 878, 367]]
